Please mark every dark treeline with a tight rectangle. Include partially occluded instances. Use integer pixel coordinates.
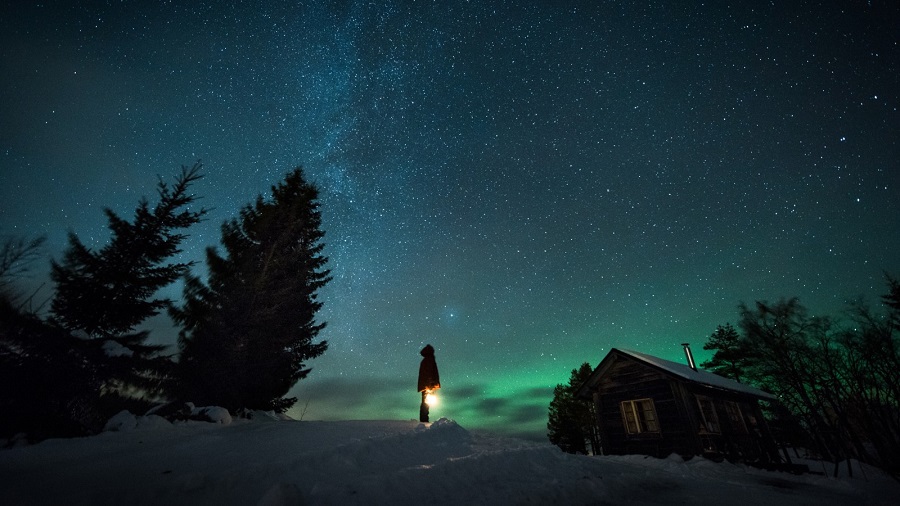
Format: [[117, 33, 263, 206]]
[[547, 277, 900, 477], [0, 163, 330, 442], [703, 279, 900, 476], [547, 363, 599, 455]]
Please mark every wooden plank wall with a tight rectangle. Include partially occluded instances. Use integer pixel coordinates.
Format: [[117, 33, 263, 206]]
[[595, 357, 680, 457], [590, 354, 780, 462]]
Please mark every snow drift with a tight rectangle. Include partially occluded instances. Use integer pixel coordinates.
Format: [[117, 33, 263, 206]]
[[2, 412, 897, 505]]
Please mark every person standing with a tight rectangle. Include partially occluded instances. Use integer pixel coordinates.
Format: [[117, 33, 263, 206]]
[[417, 344, 440, 423]]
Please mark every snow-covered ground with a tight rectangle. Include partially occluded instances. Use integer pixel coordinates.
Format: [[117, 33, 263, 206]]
[[2, 412, 897, 506]]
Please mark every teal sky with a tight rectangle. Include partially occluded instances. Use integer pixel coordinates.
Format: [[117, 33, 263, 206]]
[[2, 1, 898, 440]]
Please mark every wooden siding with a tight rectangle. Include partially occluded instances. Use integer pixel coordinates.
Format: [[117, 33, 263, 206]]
[[594, 355, 679, 457], [587, 352, 780, 462], [681, 384, 780, 461]]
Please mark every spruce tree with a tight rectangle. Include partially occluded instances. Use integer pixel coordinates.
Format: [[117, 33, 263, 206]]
[[547, 362, 598, 454], [700, 323, 748, 382], [173, 167, 330, 412], [49, 163, 206, 400]]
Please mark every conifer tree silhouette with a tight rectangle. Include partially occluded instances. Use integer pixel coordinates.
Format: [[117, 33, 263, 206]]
[[173, 167, 330, 412], [50, 163, 206, 400]]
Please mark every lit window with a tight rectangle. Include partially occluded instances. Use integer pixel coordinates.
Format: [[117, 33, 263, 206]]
[[696, 396, 721, 434], [621, 399, 661, 434]]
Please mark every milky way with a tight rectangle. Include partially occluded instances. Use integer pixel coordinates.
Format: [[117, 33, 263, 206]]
[[2, 1, 898, 439]]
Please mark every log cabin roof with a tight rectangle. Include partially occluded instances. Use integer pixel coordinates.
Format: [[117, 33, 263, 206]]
[[576, 348, 777, 401]]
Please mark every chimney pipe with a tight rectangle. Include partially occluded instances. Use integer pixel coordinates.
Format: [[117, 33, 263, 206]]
[[681, 343, 697, 371]]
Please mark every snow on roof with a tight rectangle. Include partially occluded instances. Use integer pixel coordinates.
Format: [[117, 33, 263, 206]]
[[615, 348, 776, 400]]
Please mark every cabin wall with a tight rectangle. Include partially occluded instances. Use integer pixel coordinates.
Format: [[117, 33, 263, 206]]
[[588, 354, 780, 462], [594, 358, 687, 457], [670, 381, 705, 455], [681, 385, 778, 462]]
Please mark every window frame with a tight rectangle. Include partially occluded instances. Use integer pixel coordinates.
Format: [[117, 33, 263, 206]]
[[620, 398, 661, 435], [696, 395, 721, 434], [724, 401, 748, 434]]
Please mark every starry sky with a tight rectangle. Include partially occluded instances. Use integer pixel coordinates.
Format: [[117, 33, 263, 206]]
[[1, 1, 898, 440]]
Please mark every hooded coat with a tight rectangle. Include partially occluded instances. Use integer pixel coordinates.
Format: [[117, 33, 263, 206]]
[[417, 344, 441, 392]]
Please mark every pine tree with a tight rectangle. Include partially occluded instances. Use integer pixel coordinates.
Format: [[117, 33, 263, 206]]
[[173, 167, 330, 413], [700, 323, 748, 382], [547, 362, 598, 454], [49, 163, 206, 400]]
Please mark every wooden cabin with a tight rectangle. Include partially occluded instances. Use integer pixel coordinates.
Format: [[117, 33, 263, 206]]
[[576, 347, 780, 463]]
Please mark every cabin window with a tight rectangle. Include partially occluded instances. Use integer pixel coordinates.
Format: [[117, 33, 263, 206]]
[[620, 399, 660, 434], [696, 396, 721, 434], [724, 401, 748, 433]]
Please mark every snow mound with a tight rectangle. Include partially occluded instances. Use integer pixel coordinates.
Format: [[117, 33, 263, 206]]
[[191, 406, 232, 425], [4, 418, 898, 506], [104, 410, 173, 432], [105, 405, 232, 432], [103, 410, 138, 432]]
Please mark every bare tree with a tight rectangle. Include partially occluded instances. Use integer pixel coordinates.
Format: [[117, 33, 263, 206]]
[[733, 287, 900, 476], [0, 234, 45, 283], [0, 233, 46, 302]]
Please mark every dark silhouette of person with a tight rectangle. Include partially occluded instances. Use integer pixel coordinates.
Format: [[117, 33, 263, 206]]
[[417, 344, 441, 423]]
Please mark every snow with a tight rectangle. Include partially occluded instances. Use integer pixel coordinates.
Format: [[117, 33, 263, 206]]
[[101, 338, 134, 357], [102, 410, 171, 432], [190, 405, 233, 425], [2, 413, 897, 506]]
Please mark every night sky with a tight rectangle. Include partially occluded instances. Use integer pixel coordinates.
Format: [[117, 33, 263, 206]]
[[2, 1, 898, 440]]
